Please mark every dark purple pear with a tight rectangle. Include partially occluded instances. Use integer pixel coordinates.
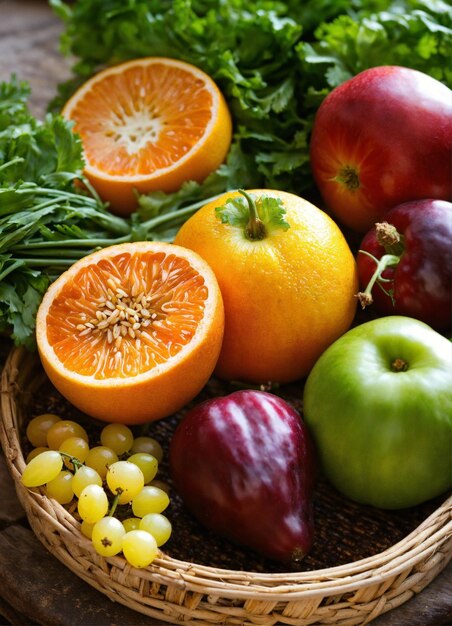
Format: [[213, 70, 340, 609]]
[[169, 390, 316, 562]]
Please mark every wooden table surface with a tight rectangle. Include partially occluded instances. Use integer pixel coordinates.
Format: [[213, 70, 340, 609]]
[[0, 2, 451, 625]]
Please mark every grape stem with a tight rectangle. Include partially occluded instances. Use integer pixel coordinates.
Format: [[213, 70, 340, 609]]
[[109, 493, 121, 517], [58, 451, 83, 472]]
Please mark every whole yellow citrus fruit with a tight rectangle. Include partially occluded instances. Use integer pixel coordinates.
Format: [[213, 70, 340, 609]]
[[36, 242, 224, 424], [175, 189, 358, 383], [62, 57, 232, 215]]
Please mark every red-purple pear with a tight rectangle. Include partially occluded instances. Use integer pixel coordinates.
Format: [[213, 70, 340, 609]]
[[169, 390, 316, 562]]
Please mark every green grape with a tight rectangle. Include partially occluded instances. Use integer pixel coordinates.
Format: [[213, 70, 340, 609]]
[[130, 436, 163, 463], [26, 414, 61, 447], [59, 436, 90, 469], [21, 450, 63, 487], [139, 513, 172, 547], [78, 484, 108, 523], [149, 479, 170, 494], [127, 453, 158, 484], [91, 516, 125, 557], [100, 423, 134, 456], [122, 517, 141, 532], [26, 446, 49, 464], [131, 486, 169, 518], [47, 420, 88, 450], [122, 530, 158, 568], [72, 465, 103, 498], [85, 446, 118, 479], [80, 520, 95, 539], [106, 461, 144, 505], [46, 470, 74, 505]]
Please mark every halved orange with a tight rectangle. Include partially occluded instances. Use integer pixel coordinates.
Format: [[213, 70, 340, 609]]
[[36, 242, 224, 424], [62, 57, 233, 215]]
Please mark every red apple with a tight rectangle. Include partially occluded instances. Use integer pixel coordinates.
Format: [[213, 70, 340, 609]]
[[357, 199, 452, 331], [310, 66, 452, 232], [169, 390, 316, 562]]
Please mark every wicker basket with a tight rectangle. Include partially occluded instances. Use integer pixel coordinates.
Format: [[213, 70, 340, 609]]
[[1, 346, 451, 626]]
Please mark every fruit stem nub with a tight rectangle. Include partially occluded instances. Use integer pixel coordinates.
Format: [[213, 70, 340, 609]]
[[240, 189, 267, 241], [335, 165, 360, 190], [391, 357, 409, 372], [375, 222, 405, 256]]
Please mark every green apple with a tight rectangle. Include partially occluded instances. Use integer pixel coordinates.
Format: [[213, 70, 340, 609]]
[[303, 316, 452, 509]]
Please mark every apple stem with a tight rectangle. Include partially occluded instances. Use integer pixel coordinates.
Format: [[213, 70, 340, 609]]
[[391, 357, 408, 372], [240, 189, 267, 241], [356, 251, 400, 308]]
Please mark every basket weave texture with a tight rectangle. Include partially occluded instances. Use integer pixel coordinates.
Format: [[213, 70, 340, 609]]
[[1, 346, 451, 626]]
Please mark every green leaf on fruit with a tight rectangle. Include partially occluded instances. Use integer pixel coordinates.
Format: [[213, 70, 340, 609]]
[[257, 196, 290, 231], [215, 196, 250, 227], [215, 193, 290, 234]]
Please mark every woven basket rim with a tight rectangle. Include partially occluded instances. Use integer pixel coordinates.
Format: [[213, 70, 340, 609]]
[[17, 485, 450, 601], [1, 345, 451, 605]]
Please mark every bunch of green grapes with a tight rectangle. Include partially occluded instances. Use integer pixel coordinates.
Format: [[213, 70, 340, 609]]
[[22, 414, 172, 568]]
